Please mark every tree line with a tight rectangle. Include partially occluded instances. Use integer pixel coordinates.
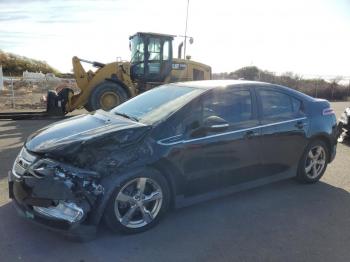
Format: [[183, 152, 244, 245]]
[[0, 49, 60, 76], [213, 66, 349, 101]]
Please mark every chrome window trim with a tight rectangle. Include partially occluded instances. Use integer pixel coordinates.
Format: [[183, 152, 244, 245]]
[[157, 117, 307, 146]]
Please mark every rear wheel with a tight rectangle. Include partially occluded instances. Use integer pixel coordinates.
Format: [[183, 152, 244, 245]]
[[85, 81, 128, 111], [296, 140, 329, 183], [104, 169, 170, 234]]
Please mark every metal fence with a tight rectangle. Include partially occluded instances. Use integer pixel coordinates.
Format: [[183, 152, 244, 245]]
[[0, 76, 76, 111]]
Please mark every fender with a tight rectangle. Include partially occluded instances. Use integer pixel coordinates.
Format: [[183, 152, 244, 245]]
[[308, 132, 336, 162]]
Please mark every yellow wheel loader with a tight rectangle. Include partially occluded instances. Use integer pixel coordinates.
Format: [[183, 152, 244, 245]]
[[0, 32, 211, 120], [68, 32, 211, 112]]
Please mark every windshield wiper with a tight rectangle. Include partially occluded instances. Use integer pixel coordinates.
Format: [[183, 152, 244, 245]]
[[114, 112, 139, 122]]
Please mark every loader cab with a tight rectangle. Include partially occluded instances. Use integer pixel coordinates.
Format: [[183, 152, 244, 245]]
[[130, 32, 173, 83]]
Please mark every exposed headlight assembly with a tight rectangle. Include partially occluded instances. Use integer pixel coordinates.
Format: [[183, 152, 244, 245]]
[[12, 147, 37, 177]]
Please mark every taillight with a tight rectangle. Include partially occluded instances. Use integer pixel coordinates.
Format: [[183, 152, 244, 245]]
[[322, 108, 335, 116]]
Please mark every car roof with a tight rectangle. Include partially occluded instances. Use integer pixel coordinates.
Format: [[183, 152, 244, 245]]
[[172, 80, 314, 101], [173, 80, 261, 89]]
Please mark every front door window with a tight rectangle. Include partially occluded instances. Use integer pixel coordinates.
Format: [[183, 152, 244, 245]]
[[202, 89, 253, 126]]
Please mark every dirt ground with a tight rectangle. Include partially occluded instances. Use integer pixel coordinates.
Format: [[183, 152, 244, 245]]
[[0, 102, 349, 262]]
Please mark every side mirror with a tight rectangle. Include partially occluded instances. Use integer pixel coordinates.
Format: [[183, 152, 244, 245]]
[[189, 116, 229, 138], [203, 116, 229, 132]]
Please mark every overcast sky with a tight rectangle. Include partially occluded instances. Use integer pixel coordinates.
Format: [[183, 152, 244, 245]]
[[0, 0, 349, 77]]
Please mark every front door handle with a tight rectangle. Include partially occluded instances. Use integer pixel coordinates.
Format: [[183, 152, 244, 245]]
[[244, 130, 258, 139]]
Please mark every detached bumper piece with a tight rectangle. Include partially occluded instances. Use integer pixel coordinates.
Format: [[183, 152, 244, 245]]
[[337, 122, 350, 143], [33, 202, 84, 224], [338, 108, 350, 142]]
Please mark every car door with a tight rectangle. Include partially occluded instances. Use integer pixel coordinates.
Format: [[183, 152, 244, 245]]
[[256, 87, 309, 177], [171, 86, 263, 196]]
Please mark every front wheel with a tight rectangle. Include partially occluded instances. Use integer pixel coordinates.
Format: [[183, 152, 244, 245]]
[[296, 140, 329, 183], [85, 81, 128, 111], [103, 169, 170, 234]]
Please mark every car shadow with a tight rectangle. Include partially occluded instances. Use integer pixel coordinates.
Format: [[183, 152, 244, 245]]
[[0, 119, 56, 180], [1, 180, 350, 261]]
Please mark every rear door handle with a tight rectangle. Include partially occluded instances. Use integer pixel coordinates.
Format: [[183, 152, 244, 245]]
[[244, 130, 258, 139], [295, 121, 307, 129]]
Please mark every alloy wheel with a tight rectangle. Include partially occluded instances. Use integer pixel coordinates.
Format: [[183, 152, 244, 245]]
[[114, 177, 163, 229], [305, 145, 326, 179]]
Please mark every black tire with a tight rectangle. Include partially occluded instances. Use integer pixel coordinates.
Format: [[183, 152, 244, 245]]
[[103, 168, 171, 234], [85, 81, 128, 111], [296, 140, 329, 183], [83, 101, 94, 112]]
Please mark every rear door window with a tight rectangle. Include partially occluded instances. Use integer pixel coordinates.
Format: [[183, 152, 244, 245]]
[[257, 89, 303, 122]]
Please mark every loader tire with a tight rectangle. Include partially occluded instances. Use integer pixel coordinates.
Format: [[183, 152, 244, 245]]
[[85, 81, 128, 111]]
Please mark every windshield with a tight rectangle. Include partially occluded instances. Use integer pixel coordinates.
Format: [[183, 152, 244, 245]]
[[130, 35, 144, 63], [111, 84, 205, 125]]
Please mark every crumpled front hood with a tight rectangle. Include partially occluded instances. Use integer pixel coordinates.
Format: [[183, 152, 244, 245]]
[[25, 110, 150, 154]]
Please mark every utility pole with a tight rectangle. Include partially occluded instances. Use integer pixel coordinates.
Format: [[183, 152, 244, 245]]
[[0, 65, 3, 91], [183, 0, 190, 59], [10, 73, 15, 108]]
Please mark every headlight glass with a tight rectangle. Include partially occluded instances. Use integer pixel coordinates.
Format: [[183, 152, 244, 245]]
[[12, 147, 38, 177], [20, 147, 37, 163]]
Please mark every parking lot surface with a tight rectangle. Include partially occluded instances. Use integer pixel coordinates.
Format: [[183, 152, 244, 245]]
[[0, 102, 350, 262]]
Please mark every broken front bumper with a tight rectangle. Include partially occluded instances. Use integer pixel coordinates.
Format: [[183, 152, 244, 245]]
[[8, 170, 97, 239]]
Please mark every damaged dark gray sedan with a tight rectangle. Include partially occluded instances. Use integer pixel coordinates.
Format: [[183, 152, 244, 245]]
[[8, 80, 338, 237]]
